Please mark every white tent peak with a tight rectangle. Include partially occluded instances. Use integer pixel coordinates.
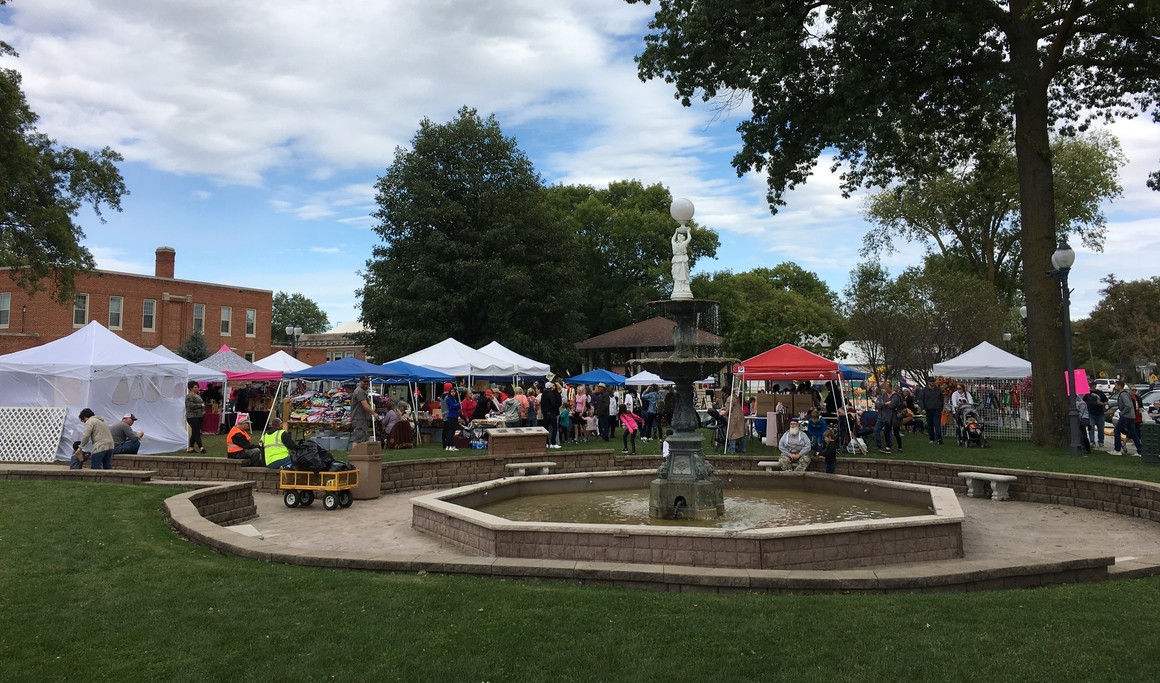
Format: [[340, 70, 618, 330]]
[[151, 345, 226, 383], [254, 350, 311, 372], [932, 341, 1031, 379], [393, 338, 515, 377], [477, 341, 549, 377]]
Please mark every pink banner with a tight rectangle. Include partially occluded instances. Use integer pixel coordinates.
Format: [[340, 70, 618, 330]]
[[1065, 368, 1090, 395]]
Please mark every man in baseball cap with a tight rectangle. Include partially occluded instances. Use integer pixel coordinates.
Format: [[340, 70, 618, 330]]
[[110, 413, 144, 454]]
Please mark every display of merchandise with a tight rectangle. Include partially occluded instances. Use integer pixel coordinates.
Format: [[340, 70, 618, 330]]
[[288, 388, 352, 426]]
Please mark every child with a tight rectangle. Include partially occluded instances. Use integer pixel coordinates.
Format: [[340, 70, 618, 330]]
[[583, 407, 598, 441], [661, 428, 674, 462], [806, 409, 828, 450], [559, 401, 572, 444], [819, 427, 839, 474], [618, 403, 644, 455]]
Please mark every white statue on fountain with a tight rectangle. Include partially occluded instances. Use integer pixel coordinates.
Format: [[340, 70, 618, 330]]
[[669, 198, 695, 300]]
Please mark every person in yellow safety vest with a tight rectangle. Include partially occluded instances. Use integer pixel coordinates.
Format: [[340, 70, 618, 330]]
[[262, 417, 297, 469]]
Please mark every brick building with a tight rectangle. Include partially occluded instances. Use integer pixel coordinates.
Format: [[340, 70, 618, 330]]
[[294, 320, 371, 366], [0, 247, 274, 359]]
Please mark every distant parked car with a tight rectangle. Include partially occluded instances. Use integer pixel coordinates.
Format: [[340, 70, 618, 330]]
[[1093, 378, 1115, 393]]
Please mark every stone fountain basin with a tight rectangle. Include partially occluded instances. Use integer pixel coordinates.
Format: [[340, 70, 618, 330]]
[[411, 471, 964, 570]]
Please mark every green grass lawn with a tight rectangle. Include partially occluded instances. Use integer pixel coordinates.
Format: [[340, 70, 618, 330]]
[[6, 451, 1160, 680]]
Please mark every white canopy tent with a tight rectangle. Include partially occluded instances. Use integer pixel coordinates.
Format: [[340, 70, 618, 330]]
[[932, 341, 1032, 379], [150, 345, 227, 383], [393, 338, 516, 378], [625, 370, 674, 386], [254, 350, 311, 373], [0, 322, 189, 460], [477, 341, 550, 378]]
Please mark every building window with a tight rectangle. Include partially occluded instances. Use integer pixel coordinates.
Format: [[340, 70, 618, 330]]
[[220, 306, 232, 335], [345, 351, 355, 359], [0, 292, 9, 328], [108, 296, 123, 329], [193, 303, 205, 333], [245, 308, 256, 337], [73, 293, 89, 326], [142, 299, 156, 332], [243, 351, 254, 362]]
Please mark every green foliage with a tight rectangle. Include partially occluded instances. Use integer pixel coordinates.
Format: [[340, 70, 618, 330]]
[[359, 107, 585, 371], [842, 262, 1004, 380], [692, 263, 845, 360], [631, 0, 1160, 445], [271, 291, 330, 344], [176, 329, 210, 363], [544, 180, 719, 336], [1083, 276, 1160, 378], [0, 34, 128, 303], [863, 133, 1125, 306]]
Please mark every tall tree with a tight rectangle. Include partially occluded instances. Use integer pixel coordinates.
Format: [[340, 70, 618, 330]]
[[271, 292, 330, 344], [0, 12, 128, 302], [631, 0, 1160, 445], [1084, 275, 1160, 380], [842, 263, 909, 382], [359, 107, 585, 371], [544, 180, 719, 336], [692, 264, 846, 360], [863, 133, 1124, 307]]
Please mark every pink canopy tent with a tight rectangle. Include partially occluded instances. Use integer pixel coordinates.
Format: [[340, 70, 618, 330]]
[[198, 345, 283, 381]]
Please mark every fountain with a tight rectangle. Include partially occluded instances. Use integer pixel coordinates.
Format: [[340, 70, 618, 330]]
[[636, 198, 736, 520]]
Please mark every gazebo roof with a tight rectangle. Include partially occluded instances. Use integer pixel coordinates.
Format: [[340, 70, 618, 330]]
[[574, 316, 722, 351]]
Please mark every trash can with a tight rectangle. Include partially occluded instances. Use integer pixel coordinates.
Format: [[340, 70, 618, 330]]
[[347, 441, 383, 499], [1140, 422, 1160, 465]]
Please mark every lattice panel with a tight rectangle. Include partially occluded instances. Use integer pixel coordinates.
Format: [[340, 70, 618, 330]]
[[0, 407, 69, 462]]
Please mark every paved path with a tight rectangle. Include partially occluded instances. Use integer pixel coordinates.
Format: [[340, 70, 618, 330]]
[[251, 490, 1160, 564]]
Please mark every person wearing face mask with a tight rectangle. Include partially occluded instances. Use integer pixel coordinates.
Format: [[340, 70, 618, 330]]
[[777, 418, 813, 472]]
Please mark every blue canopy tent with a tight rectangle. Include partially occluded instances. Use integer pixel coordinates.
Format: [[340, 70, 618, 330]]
[[565, 368, 628, 386], [284, 357, 404, 381], [838, 364, 867, 380], [378, 360, 455, 384]]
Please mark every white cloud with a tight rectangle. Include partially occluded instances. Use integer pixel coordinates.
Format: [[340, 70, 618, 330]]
[[90, 247, 151, 275], [310, 246, 341, 254]]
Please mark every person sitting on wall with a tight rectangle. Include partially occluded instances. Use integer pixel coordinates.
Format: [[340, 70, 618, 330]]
[[226, 414, 263, 466], [262, 417, 297, 469], [778, 418, 813, 472], [110, 413, 144, 454]]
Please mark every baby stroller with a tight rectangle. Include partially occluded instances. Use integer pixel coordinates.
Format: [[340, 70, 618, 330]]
[[702, 409, 728, 452], [956, 404, 989, 448]]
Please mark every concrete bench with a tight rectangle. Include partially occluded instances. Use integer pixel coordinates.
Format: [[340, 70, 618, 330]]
[[504, 461, 558, 476], [958, 471, 1018, 501], [756, 460, 784, 472]]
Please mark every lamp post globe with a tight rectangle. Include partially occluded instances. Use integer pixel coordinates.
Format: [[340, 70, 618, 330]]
[[670, 198, 695, 223], [1051, 241, 1076, 270], [285, 325, 303, 358], [1048, 242, 1082, 456]]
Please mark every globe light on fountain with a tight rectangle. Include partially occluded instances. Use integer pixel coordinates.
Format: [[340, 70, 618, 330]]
[[670, 198, 695, 223]]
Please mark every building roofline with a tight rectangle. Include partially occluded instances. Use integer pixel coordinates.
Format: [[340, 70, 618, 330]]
[[0, 266, 273, 295]]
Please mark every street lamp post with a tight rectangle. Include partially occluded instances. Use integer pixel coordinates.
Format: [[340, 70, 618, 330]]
[[1002, 332, 1012, 351], [1047, 240, 1083, 457], [285, 325, 303, 359]]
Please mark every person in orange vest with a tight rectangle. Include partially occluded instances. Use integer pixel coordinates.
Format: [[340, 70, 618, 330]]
[[226, 414, 262, 466]]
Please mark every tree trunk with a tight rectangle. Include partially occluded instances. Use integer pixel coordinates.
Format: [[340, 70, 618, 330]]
[[1009, 20, 1068, 447]]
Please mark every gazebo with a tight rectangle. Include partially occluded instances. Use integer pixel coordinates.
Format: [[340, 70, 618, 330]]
[[574, 316, 723, 374]]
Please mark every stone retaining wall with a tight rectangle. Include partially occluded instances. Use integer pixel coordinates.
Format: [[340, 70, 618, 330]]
[[0, 464, 156, 485], [186, 482, 258, 525]]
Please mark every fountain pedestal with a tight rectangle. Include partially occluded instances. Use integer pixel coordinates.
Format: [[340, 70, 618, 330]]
[[636, 299, 735, 520]]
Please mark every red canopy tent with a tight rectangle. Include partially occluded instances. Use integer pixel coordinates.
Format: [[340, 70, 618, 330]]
[[736, 344, 842, 381]]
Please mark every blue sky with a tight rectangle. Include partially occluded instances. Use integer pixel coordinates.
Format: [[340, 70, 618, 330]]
[[4, 0, 1158, 332]]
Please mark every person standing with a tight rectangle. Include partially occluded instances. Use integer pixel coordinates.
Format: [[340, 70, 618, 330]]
[[500, 393, 522, 428], [110, 413, 144, 454], [439, 382, 460, 452], [1084, 386, 1109, 449], [185, 380, 206, 453], [724, 390, 747, 453], [76, 408, 114, 470], [617, 404, 644, 454], [1112, 380, 1143, 455], [593, 384, 611, 441], [917, 377, 945, 445], [540, 382, 563, 449], [875, 381, 900, 454], [351, 376, 374, 444], [641, 384, 660, 441], [819, 427, 840, 474]]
